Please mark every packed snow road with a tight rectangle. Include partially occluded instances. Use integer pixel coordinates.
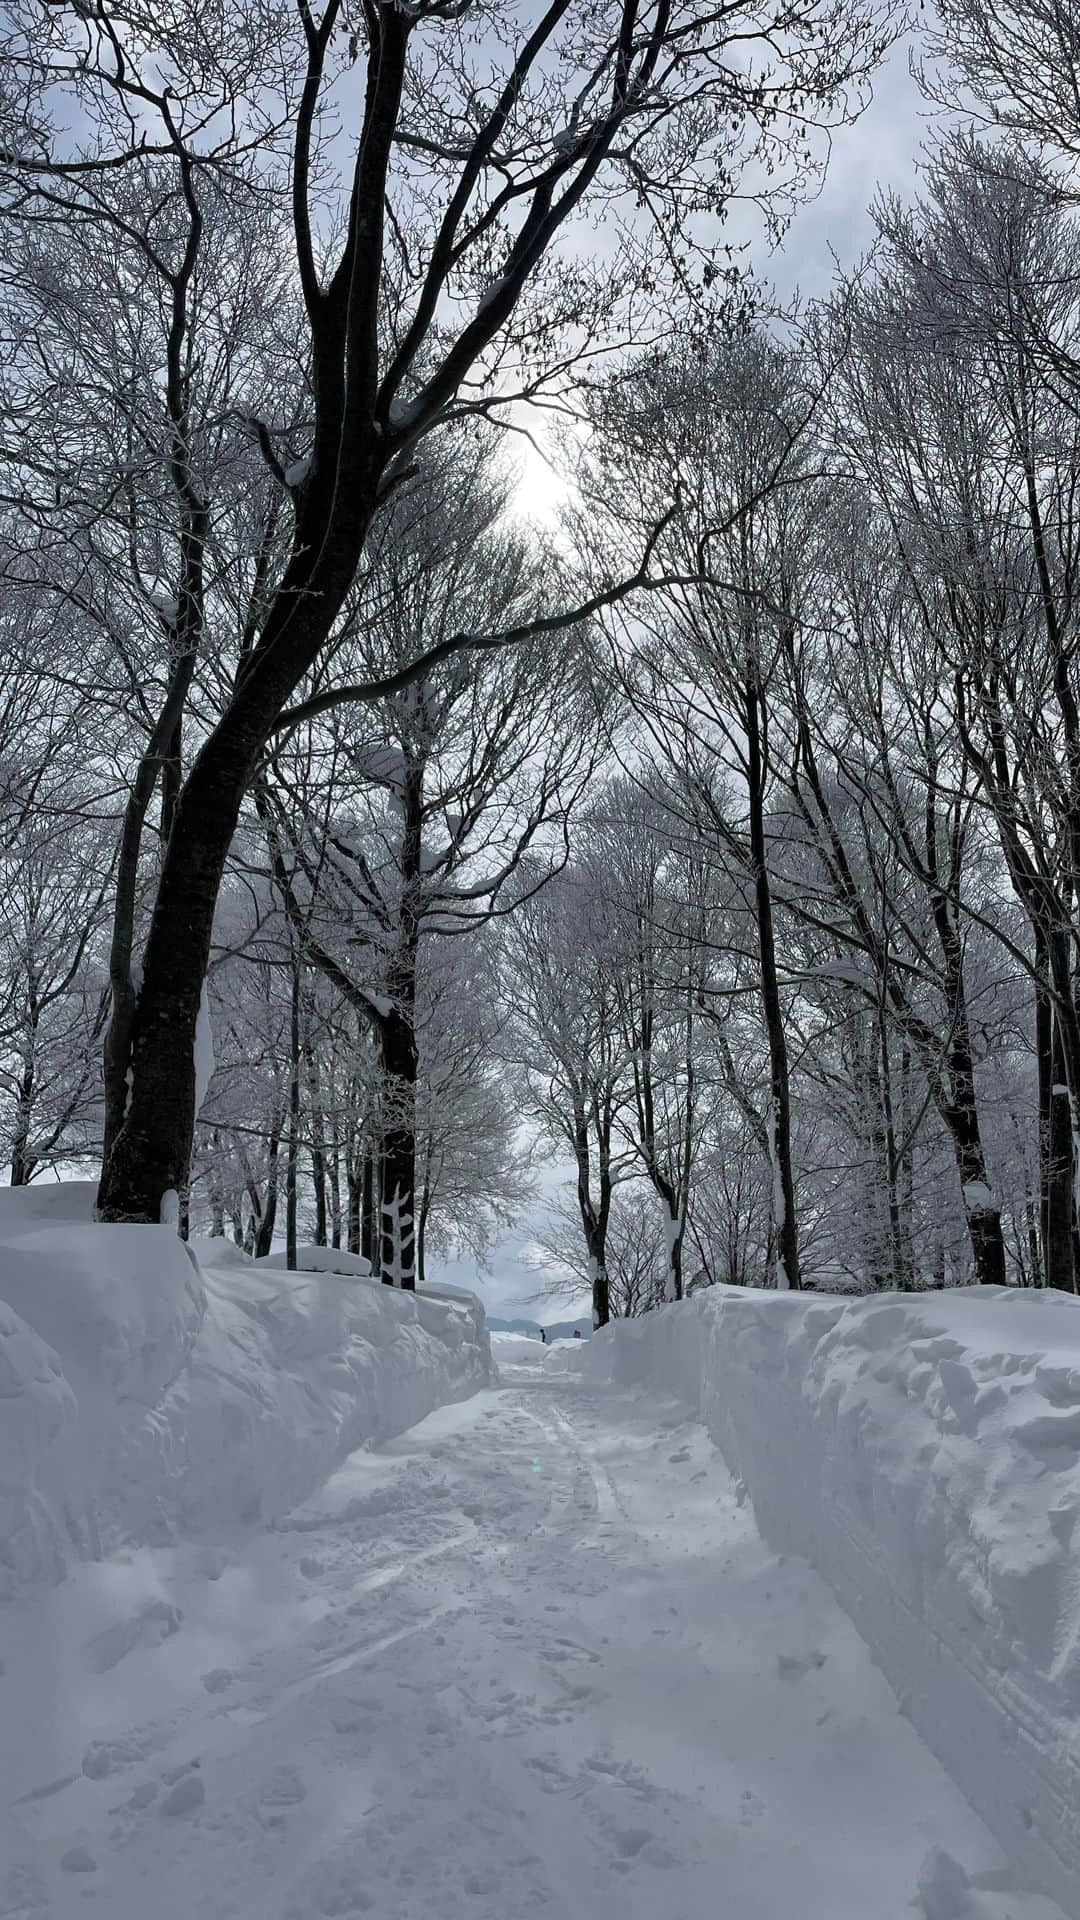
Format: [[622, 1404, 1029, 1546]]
[[1, 1346, 1068, 1920]]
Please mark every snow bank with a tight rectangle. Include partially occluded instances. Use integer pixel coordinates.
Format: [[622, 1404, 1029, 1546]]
[[561, 1287, 1080, 1918], [0, 1188, 491, 1594], [252, 1242, 373, 1277], [490, 1330, 546, 1366]]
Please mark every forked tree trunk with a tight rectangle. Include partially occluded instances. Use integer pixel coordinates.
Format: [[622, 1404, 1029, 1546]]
[[93, 2, 414, 1227], [96, 462, 384, 1224]]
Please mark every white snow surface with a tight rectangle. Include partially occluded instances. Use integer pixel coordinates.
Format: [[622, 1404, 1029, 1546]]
[[0, 1185, 490, 1596], [490, 1329, 547, 1365], [556, 1284, 1080, 1917], [1, 1334, 1069, 1919], [253, 1243, 373, 1278]]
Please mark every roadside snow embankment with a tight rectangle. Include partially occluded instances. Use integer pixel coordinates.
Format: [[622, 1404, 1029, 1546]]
[[0, 1185, 491, 1597], [560, 1286, 1080, 1917], [490, 1330, 547, 1368]]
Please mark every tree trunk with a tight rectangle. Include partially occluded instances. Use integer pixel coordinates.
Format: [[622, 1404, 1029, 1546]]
[[96, 411, 388, 1226], [592, 1259, 610, 1328], [379, 1013, 418, 1288], [361, 1143, 378, 1272], [253, 1123, 281, 1260], [346, 1155, 361, 1256], [947, 1084, 1007, 1288], [310, 1130, 328, 1246], [417, 1185, 429, 1290], [573, 1100, 612, 1327], [1037, 952, 1076, 1291], [328, 1146, 342, 1250], [745, 658, 801, 1290], [285, 948, 301, 1271], [9, 1054, 35, 1186], [661, 1201, 685, 1304]]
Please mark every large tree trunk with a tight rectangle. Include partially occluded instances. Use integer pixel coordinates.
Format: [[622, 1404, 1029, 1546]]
[[285, 946, 301, 1270], [377, 758, 423, 1288], [379, 1011, 418, 1288], [96, 535, 376, 1220], [573, 1101, 612, 1327], [744, 657, 801, 1290], [328, 1144, 342, 1250], [417, 1185, 430, 1290], [96, 7, 415, 1225], [252, 1122, 281, 1259], [9, 1047, 36, 1187], [660, 1200, 685, 1305]]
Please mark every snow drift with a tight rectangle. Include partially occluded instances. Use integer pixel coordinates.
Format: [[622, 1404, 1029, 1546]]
[[560, 1286, 1080, 1918], [0, 1185, 491, 1597], [490, 1330, 547, 1366]]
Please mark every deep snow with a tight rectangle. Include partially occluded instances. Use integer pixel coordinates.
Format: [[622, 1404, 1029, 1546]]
[[1, 1338, 1070, 1919], [0, 1186, 491, 1595], [559, 1286, 1080, 1917]]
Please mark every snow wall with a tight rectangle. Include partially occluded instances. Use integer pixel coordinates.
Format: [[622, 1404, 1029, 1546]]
[[0, 1184, 492, 1599], [556, 1285, 1080, 1917]]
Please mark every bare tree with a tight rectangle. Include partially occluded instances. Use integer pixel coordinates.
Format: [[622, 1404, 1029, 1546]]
[[0, 0, 891, 1224]]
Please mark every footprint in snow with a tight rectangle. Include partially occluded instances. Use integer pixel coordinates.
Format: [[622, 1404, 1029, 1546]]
[[160, 1772, 205, 1817], [59, 1846, 97, 1875], [608, 1825, 677, 1871], [776, 1650, 827, 1680], [82, 1734, 147, 1779], [121, 1781, 159, 1812]]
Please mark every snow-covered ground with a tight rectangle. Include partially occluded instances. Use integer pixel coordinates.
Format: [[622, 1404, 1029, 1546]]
[[2, 1339, 1069, 1919], [560, 1287, 1080, 1917]]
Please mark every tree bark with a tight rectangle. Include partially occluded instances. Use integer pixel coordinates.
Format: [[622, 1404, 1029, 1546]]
[[744, 655, 801, 1290], [253, 1123, 281, 1260], [95, 31, 413, 1223], [361, 1143, 378, 1272], [379, 1011, 418, 1287], [286, 947, 301, 1271]]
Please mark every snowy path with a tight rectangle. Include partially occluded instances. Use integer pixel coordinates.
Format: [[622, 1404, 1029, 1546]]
[[2, 1353, 1070, 1920]]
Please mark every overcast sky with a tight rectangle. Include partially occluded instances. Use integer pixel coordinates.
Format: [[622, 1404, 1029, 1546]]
[[434, 36, 930, 1326]]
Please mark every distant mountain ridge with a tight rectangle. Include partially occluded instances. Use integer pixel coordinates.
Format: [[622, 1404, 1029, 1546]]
[[487, 1315, 591, 1341]]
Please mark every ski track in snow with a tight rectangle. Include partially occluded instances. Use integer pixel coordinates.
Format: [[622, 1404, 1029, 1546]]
[[1, 1353, 1070, 1920]]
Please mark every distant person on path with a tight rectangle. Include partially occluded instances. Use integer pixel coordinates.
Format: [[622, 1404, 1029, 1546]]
[[539, 1327, 546, 1344], [573, 1329, 581, 1339]]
